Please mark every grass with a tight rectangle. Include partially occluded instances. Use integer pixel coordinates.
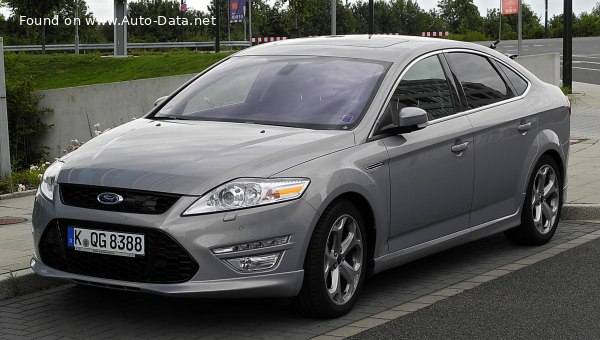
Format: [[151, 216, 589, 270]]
[[561, 85, 572, 95], [4, 51, 233, 91]]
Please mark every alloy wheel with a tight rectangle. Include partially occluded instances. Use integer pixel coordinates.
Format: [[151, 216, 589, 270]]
[[531, 165, 560, 234], [324, 214, 363, 305]]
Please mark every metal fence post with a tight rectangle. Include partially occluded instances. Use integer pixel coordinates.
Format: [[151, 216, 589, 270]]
[[0, 37, 11, 177]]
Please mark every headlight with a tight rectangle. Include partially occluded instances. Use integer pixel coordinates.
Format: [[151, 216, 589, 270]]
[[40, 161, 64, 201], [183, 178, 310, 215]]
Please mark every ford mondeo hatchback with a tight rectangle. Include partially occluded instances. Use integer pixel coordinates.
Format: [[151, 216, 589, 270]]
[[32, 35, 570, 318]]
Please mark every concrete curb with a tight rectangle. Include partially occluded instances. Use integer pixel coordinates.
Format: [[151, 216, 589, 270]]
[[563, 204, 600, 221], [0, 189, 37, 200], [0, 267, 62, 301]]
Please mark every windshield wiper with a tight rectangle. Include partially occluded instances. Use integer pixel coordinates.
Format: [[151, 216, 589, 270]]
[[151, 115, 190, 121]]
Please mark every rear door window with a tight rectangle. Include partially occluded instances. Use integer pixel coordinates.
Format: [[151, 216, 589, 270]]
[[446, 52, 511, 109], [498, 63, 529, 96]]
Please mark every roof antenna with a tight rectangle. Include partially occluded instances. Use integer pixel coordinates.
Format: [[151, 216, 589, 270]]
[[489, 39, 500, 50]]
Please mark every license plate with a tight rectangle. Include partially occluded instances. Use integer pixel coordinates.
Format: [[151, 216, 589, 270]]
[[67, 227, 145, 257]]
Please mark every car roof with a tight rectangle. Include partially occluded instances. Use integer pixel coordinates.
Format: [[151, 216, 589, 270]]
[[235, 35, 487, 62]]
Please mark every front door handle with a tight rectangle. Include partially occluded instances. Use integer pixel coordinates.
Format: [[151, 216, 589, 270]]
[[451, 141, 469, 154], [517, 121, 532, 133]]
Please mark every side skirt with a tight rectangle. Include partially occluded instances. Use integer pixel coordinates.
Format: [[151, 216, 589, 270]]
[[372, 209, 521, 274]]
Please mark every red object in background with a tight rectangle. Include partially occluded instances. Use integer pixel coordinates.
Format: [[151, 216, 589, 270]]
[[420, 32, 450, 38], [231, 2, 238, 11], [180, 0, 187, 13], [502, 0, 519, 15]]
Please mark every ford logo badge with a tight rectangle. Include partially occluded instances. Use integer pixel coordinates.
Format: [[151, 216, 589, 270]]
[[97, 192, 124, 205]]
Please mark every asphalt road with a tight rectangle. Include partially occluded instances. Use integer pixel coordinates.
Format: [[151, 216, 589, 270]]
[[477, 37, 600, 85], [351, 234, 600, 340]]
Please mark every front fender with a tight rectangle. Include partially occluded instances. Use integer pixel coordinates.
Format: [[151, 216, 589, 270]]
[[273, 140, 391, 266]]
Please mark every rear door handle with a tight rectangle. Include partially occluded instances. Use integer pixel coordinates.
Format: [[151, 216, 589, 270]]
[[451, 141, 469, 154], [517, 121, 532, 133]]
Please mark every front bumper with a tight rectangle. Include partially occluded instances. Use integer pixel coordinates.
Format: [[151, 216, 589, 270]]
[[31, 257, 303, 297], [31, 188, 318, 297]]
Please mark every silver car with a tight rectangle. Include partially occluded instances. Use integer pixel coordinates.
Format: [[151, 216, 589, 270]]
[[32, 35, 570, 318]]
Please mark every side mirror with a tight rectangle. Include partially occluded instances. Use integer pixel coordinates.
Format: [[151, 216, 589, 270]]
[[154, 96, 168, 107], [391, 107, 428, 133]]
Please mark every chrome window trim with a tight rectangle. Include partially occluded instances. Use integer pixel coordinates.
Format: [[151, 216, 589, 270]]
[[368, 48, 532, 138]]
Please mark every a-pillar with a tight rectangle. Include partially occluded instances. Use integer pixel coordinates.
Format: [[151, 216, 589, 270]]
[[114, 0, 128, 56]]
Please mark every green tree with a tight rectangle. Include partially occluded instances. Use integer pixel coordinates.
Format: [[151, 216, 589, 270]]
[[47, 0, 106, 44], [128, 0, 211, 43], [574, 12, 600, 37], [1, 0, 66, 52], [482, 3, 544, 40], [3, 57, 52, 169], [437, 0, 482, 33], [502, 3, 544, 39]]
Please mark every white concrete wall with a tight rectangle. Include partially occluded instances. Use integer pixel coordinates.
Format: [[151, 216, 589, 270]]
[[36, 73, 195, 158], [516, 53, 561, 87]]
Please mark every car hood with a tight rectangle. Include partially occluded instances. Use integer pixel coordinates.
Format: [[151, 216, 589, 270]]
[[58, 119, 355, 195]]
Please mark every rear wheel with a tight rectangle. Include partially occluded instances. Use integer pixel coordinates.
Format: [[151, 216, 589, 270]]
[[295, 200, 367, 318], [505, 155, 562, 245]]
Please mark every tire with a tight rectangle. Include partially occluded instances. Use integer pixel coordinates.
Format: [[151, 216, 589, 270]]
[[295, 200, 368, 318], [505, 155, 563, 245]]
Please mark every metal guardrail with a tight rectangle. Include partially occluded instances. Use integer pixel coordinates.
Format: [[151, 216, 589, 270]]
[[3, 41, 251, 52]]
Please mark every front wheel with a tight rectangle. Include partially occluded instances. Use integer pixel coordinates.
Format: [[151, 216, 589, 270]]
[[505, 155, 562, 245], [295, 200, 367, 318]]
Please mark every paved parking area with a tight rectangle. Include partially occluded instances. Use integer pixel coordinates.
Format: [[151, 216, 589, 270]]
[[351, 231, 600, 340], [0, 196, 34, 273], [1, 221, 598, 339], [571, 82, 600, 139]]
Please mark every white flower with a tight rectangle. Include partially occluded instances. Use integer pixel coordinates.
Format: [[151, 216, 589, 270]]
[[94, 131, 101, 136], [94, 123, 100, 128], [17, 184, 26, 192]]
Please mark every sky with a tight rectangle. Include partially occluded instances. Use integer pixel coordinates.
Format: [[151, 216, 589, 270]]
[[1, 0, 596, 22]]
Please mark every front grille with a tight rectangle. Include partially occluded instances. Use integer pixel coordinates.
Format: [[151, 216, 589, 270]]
[[39, 220, 199, 284], [60, 184, 181, 214]]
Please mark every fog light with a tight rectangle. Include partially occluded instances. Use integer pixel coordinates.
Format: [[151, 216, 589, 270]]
[[226, 252, 282, 272], [30, 258, 36, 268], [212, 236, 289, 254]]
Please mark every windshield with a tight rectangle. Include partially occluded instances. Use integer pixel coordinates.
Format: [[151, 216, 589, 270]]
[[153, 56, 390, 129]]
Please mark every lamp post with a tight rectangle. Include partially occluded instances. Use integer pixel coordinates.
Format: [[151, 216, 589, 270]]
[[498, 0, 502, 40], [0, 38, 10, 177], [563, 0, 573, 93], [368, 0, 373, 35], [545, 0, 548, 38], [215, 0, 221, 52], [331, 0, 336, 35], [75, 0, 80, 55], [113, 0, 127, 56], [517, 0, 522, 56]]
